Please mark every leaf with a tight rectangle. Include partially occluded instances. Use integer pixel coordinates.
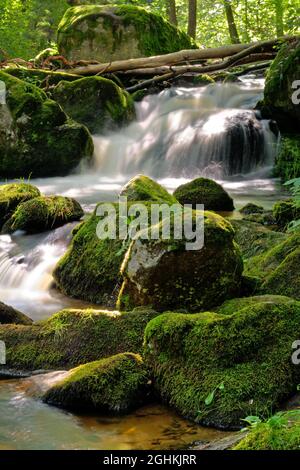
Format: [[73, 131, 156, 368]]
[[218, 382, 225, 391], [241, 415, 262, 427], [204, 389, 215, 406]]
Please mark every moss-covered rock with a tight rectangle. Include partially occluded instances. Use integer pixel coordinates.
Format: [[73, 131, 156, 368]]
[[261, 38, 300, 131], [0, 307, 159, 370], [174, 178, 234, 212], [52, 76, 135, 134], [274, 134, 300, 182], [245, 232, 300, 299], [0, 71, 93, 178], [273, 198, 300, 230], [0, 301, 32, 325], [144, 296, 300, 429], [2, 196, 84, 234], [119, 210, 243, 312], [57, 5, 196, 62], [120, 175, 177, 204], [43, 353, 150, 412], [4, 67, 81, 89], [0, 182, 40, 229], [192, 74, 215, 85], [240, 203, 264, 215], [233, 411, 300, 450]]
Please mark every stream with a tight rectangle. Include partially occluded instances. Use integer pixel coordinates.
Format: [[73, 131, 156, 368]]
[[0, 77, 288, 449]]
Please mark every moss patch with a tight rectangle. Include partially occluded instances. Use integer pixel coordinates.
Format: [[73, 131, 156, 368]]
[[43, 352, 150, 412], [274, 135, 300, 182], [144, 296, 300, 429], [273, 198, 300, 230], [0, 182, 40, 229], [120, 175, 177, 205]]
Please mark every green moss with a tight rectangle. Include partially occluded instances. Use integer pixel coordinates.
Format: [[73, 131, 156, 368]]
[[234, 411, 300, 450], [273, 198, 300, 230], [240, 203, 264, 215], [274, 135, 300, 182], [43, 352, 150, 412], [0, 307, 160, 371], [192, 74, 215, 85], [0, 182, 40, 228], [144, 296, 300, 429], [57, 5, 196, 62], [0, 301, 32, 325], [52, 76, 135, 133], [174, 178, 234, 212], [2, 196, 84, 234], [120, 175, 177, 204], [4, 67, 81, 89], [0, 71, 93, 178]]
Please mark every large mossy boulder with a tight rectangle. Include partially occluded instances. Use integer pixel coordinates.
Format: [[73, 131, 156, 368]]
[[233, 411, 300, 450], [0, 301, 32, 325], [120, 174, 177, 204], [173, 178, 234, 212], [57, 5, 196, 62], [274, 134, 300, 182], [261, 38, 300, 131], [144, 296, 300, 429], [245, 232, 300, 300], [119, 210, 243, 312], [2, 196, 84, 234], [43, 353, 150, 412], [52, 77, 135, 134], [0, 71, 93, 178], [0, 307, 159, 370], [0, 183, 40, 229]]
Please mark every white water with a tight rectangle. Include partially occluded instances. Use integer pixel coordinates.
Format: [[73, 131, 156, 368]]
[[0, 78, 286, 320]]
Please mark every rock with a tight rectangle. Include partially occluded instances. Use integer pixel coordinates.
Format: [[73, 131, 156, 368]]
[[174, 178, 234, 212], [240, 203, 264, 215], [5, 67, 80, 88], [242, 212, 276, 227], [246, 232, 300, 300], [52, 76, 135, 134], [0, 307, 159, 370], [144, 295, 300, 429], [0, 183, 40, 229], [118, 211, 243, 312], [120, 175, 177, 204], [273, 198, 300, 230], [57, 5, 196, 63], [260, 38, 300, 131], [2, 196, 84, 234], [0, 71, 93, 178], [274, 134, 300, 182], [233, 411, 300, 450], [43, 353, 150, 412], [0, 301, 32, 325], [231, 219, 286, 259]]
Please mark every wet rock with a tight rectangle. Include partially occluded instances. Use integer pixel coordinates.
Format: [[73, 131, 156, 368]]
[[0, 301, 32, 325], [0, 183, 40, 229]]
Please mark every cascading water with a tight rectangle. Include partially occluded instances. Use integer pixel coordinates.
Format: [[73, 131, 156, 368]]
[[93, 79, 278, 179]]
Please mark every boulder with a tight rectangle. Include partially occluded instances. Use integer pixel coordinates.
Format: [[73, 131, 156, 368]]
[[261, 38, 300, 131], [0, 71, 93, 178], [239, 203, 264, 215], [144, 295, 300, 429], [120, 175, 177, 204], [43, 353, 150, 412], [0, 183, 40, 229], [0, 307, 159, 370], [52, 76, 135, 134], [174, 178, 234, 212], [2, 196, 84, 234], [273, 198, 300, 230], [274, 134, 300, 182], [118, 210, 243, 312], [57, 5, 196, 62], [0, 301, 32, 325]]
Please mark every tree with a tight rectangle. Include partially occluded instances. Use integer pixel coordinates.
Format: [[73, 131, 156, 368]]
[[187, 0, 197, 38], [223, 0, 240, 43], [165, 0, 177, 25]]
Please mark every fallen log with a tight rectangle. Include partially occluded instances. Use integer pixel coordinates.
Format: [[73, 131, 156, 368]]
[[59, 36, 295, 76]]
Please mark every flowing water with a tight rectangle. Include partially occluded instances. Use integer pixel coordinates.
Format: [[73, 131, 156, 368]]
[[0, 77, 288, 449]]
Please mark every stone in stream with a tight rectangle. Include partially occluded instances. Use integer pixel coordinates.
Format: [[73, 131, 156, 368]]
[[144, 295, 300, 429], [174, 178, 234, 212], [52, 76, 135, 134], [0, 71, 93, 178], [57, 5, 196, 62], [43, 353, 151, 413], [0, 301, 32, 325], [120, 174, 177, 205], [2, 196, 84, 235], [0, 183, 40, 229]]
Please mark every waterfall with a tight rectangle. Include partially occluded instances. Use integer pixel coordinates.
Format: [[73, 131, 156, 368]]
[[93, 80, 278, 179]]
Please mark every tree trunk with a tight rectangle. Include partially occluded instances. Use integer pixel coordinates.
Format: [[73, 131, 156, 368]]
[[187, 0, 197, 39], [166, 0, 177, 26], [274, 0, 284, 37], [224, 0, 240, 44]]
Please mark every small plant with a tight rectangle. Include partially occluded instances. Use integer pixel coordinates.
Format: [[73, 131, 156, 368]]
[[204, 382, 225, 406]]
